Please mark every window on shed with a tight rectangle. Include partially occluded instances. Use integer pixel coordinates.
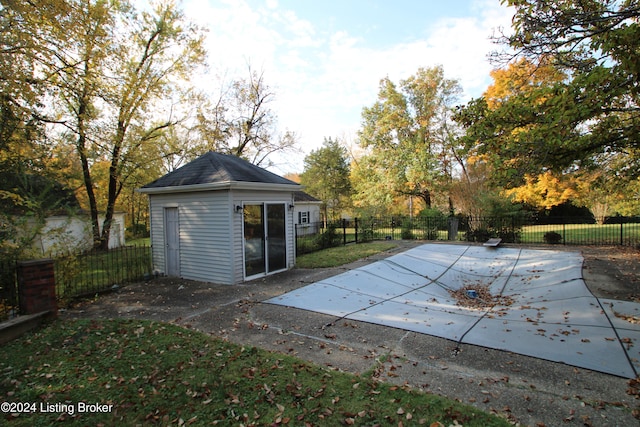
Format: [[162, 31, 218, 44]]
[[298, 211, 309, 224]]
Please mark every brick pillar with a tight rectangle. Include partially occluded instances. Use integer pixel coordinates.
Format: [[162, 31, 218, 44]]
[[17, 259, 57, 317]]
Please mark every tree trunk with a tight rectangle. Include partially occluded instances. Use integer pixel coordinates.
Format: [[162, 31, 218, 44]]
[[98, 123, 124, 251], [79, 146, 101, 247], [419, 189, 432, 209], [76, 98, 101, 247]]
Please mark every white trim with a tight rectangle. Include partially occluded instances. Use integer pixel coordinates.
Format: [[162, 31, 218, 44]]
[[241, 201, 290, 281], [138, 181, 301, 194]]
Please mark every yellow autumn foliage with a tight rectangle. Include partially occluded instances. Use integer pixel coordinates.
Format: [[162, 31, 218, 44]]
[[504, 171, 578, 209]]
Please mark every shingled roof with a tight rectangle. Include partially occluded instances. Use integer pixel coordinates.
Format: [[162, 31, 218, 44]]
[[294, 191, 321, 202], [140, 152, 300, 193]]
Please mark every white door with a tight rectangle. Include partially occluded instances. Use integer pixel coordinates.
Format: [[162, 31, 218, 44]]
[[164, 207, 180, 276]]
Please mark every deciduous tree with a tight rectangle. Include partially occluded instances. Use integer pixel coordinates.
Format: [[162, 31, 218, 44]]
[[9, 0, 207, 249], [194, 67, 298, 168], [463, 0, 640, 187], [454, 59, 569, 187], [96, 1, 205, 249], [356, 66, 462, 212], [300, 138, 351, 221]]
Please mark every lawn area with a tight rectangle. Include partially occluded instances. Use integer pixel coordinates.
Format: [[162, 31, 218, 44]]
[[296, 242, 398, 268], [0, 319, 510, 426], [127, 237, 151, 246], [520, 222, 640, 245]]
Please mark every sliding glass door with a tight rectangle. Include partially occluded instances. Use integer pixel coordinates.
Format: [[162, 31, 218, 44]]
[[243, 204, 265, 277], [266, 204, 286, 272], [243, 203, 287, 278]]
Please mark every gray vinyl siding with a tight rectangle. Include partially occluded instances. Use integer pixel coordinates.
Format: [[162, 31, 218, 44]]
[[149, 191, 234, 284], [148, 188, 295, 285], [230, 195, 244, 282]]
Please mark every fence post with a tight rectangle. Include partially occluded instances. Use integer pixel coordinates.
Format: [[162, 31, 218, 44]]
[[355, 217, 359, 243], [391, 217, 395, 239], [342, 218, 347, 245], [17, 259, 57, 317], [620, 221, 624, 246]]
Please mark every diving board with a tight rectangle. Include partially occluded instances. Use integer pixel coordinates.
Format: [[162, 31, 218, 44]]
[[483, 238, 502, 247]]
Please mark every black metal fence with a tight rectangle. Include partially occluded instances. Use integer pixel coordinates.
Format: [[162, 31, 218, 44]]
[[0, 245, 152, 322], [295, 216, 640, 255], [54, 245, 152, 301]]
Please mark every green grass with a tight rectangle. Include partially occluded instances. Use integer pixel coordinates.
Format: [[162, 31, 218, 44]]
[[520, 223, 640, 245], [0, 319, 510, 426], [300, 221, 640, 248], [296, 242, 398, 268], [55, 245, 152, 300], [127, 237, 151, 246]]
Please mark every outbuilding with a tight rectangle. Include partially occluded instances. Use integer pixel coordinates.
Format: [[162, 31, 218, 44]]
[[293, 191, 322, 236], [138, 152, 301, 284]]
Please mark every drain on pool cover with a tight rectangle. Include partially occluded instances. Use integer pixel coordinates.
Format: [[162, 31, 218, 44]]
[[449, 284, 515, 309]]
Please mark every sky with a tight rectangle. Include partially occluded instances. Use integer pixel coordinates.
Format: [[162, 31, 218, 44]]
[[181, 0, 515, 174]]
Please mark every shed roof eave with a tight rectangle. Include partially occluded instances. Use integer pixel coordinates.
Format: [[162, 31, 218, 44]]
[[137, 181, 301, 195], [295, 200, 323, 205]]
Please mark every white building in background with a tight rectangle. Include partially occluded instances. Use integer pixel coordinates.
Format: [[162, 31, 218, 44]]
[[293, 191, 322, 236], [31, 212, 126, 255]]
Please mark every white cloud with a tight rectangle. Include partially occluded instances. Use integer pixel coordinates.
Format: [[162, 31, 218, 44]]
[[182, 0, 515, 173], [274, 4, 514, 168], [184, 0, 281, 74]]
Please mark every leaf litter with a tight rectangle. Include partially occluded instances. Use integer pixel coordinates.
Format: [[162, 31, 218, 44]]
[[0, 318, 511, 426], [448, 283, 515, 310]]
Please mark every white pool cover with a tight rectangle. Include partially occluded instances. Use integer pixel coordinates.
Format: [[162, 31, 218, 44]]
[[267, 244, 640, 378]]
